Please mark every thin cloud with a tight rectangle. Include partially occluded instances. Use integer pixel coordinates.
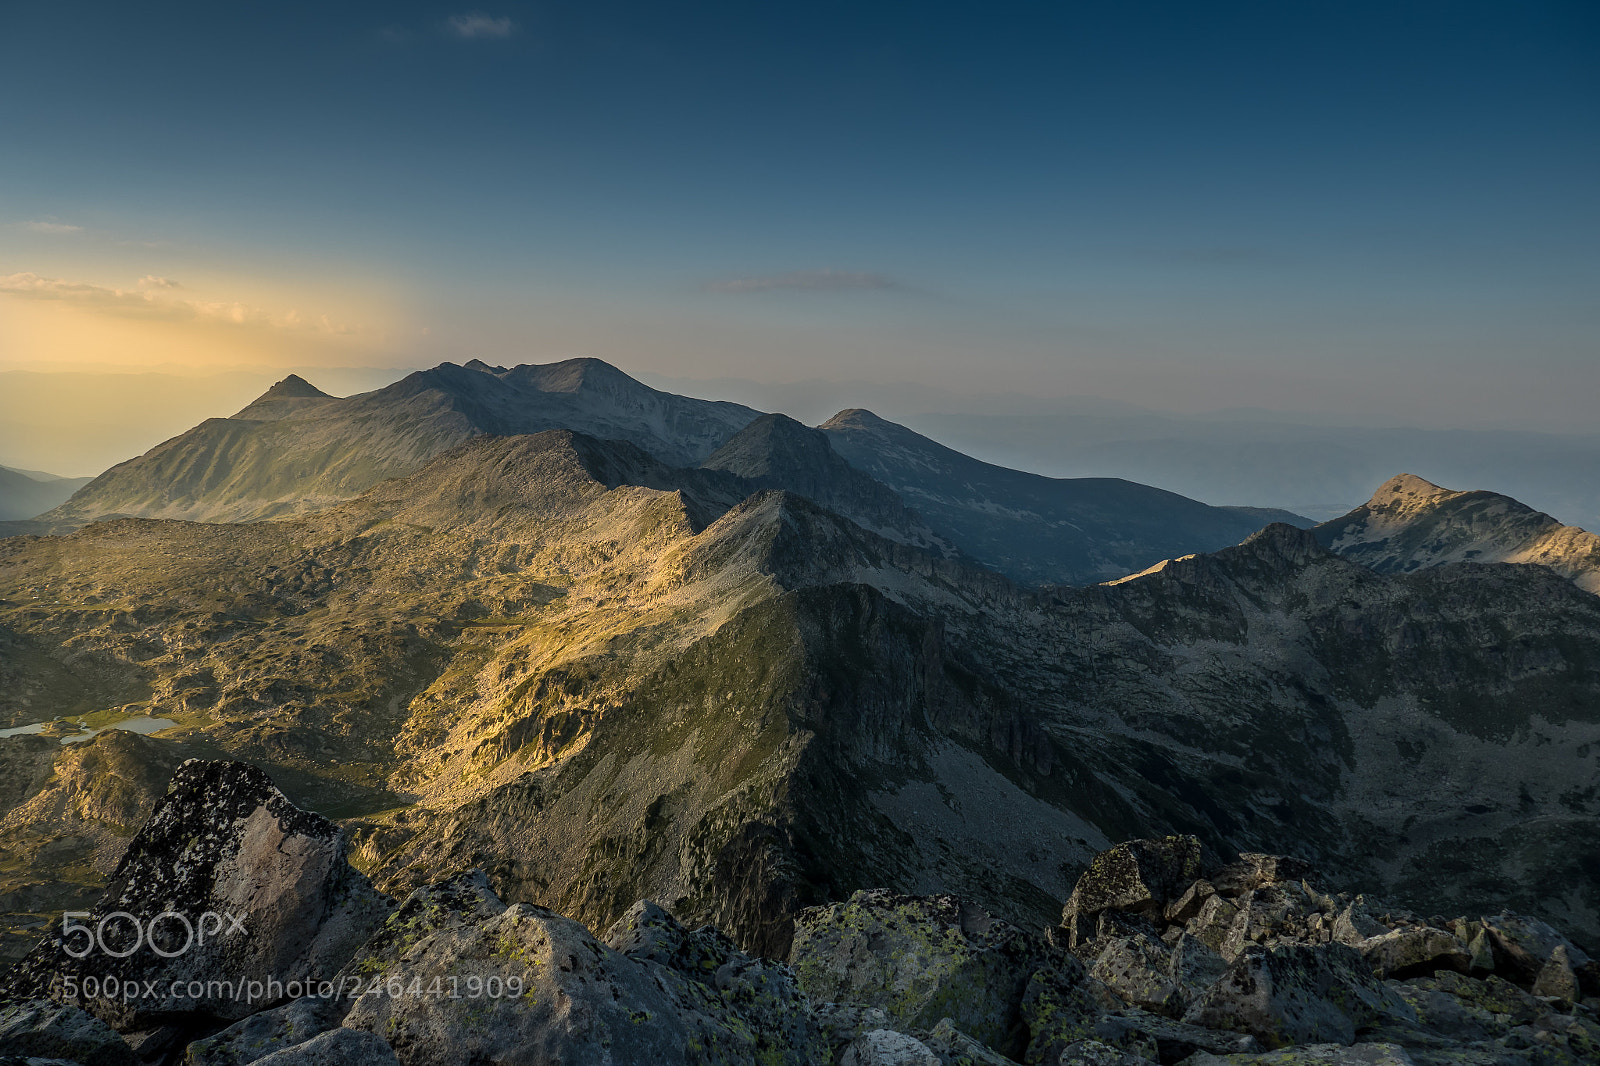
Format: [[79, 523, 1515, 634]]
[[447, 13, 515, 39], [707, 270, 899, 294], [0, 271, 356, 334], [20, 221, 83, 235]]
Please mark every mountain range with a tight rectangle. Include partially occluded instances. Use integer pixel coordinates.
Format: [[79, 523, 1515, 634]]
[[2, 373, 1598, 977], [33, 359, 1300, 586]]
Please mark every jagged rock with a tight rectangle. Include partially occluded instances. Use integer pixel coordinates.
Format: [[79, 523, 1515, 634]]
[[1020, 968, 1114, 1064], [0, 1000, 136, 1066], [1532, 944, 1582, 1004], [1089, 935, 1185, 1017], [184, 994, 349, 1066], [1181, 942, 1415, 1048], [602, 899, 820, 1058], [1481, 914, 1598, 994], [812, 1004, 895, 1059], [840, 1029, 941, 1066], [1164, 881, 1216, 925], [1185, 895, 1242, 957], [1331, 898, 1390, 948], [1207, 854, 1317, 898], [1168, 932, 1228, 988], [791, 890, 1091, 1058], [1090, 1009, 1260, 1061], [248, 1028, 399, 1066], [1361, 927, 1471, 979], [1383, 973, 1522, 1044], [1060, 838, 1204, 945], [1219, 883, 1318, 960], [1466, 928, 1496, 974], [1056, 1039, 1159, 1065], [0, 761, 392, 1030], [1181, 1044, 1416, 1065], [337, 871, 824, 1066], [918, 1018, 1014, 1065]]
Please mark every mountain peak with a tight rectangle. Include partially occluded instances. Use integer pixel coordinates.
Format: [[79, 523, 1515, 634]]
[[819, 408, 894, 433], [259, 373, 329, 400], [1367, 473, 1452, 508], [1317, 475, 1600, 595], [1239, 521, 1325, 562]]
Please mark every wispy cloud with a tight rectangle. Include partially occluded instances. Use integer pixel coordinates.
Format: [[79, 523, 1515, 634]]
[[447, 13, 515, 39], [0, 272, 356, 334], [707, 269, 899, 294], [20, 221, 83, 235]]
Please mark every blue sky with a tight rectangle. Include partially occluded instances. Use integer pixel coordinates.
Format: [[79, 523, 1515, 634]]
[[2, 0, 1596, 429]]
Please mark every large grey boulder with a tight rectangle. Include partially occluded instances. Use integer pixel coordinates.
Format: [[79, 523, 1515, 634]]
[[1181, 1044, 1416, 1066], [1089, 1010, 1260, 1061], [248, 1028, 399, 1066], [1056, 1040, 1159, 1066], [918, 1018, 1014, 1065], [1059, 838, 1205, 947], [1089, 935, 1185, 1017], [184, 994, 350, 1066], [0, 761, 392, 1030], [791, 889, 1100, 1059], [0, 1000, 136, 1066], [334, 871, 823, 1066], [1359, 926, 1471, 980], [602, 899, 822, 1061], [1181, 942, 1414, 1049], [838, 1028, 940, 1066], [1020, 969, 1115, 1064], [1480, 914, 1598, 994], [1207, 854, 1317, 898]]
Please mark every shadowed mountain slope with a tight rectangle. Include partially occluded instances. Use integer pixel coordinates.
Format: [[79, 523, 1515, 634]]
[[1317, 473, 1600, 594], [702, 413, 955, 553], [0, 467, 93, 522], [36, 359, 762, 529], [5, 436, 1598, 963], [819, 407, 1301, 585]]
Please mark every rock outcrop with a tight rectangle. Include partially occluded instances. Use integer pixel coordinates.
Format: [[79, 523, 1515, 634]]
[[5, 806, 1600, 1066], [0, 761, 392, 1030]]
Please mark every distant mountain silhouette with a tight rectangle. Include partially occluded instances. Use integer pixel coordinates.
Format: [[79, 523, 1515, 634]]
[[38, 359, 762, 527], [819, 407, 1305, 585], [0, 465, 93, 521]]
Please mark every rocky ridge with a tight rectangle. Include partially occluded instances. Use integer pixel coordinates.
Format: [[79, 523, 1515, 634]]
[[2, 770, 1597, 1065]]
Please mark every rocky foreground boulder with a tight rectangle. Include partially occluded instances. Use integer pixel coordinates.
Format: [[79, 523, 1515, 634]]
[[0, 760, 392, 1039], [1, 765, 1598, 1065]]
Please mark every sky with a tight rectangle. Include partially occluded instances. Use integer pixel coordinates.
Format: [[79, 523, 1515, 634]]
[[2, 0, 1597, 434]]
